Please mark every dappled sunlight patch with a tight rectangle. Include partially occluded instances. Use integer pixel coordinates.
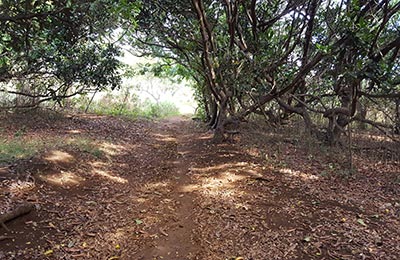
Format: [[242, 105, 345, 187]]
[[89, 161, 128, 183], [153, 133, 177, 142], [354, 132, 395, 143], [195, 172, 247, 199], [91, 161, 107, 168], [278, 168, 319, 181], [44, 150, 74, 164], [144, 181, 170, 190], [234, 201, 251, 211], [246, 147, 261, 157], [8, 180, 36, 194], [133, 197, 148, 204], [102, 228, 125, 242], [92, 168, 128, 184], [99, 142, 126, 156], [197, 134, 213, 140], [181, 184, 199, 193], [191, 162, 249, 173], [39, 171, 85, 186], [201, 172, 247, 189]]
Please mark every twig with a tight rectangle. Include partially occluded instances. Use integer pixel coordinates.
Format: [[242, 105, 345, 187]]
[[0, 203, 33, 231], [0, 235, 13, 241], [1, 222, 10, 232]]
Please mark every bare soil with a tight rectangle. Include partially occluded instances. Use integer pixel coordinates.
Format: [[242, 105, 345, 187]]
[[0, 112, 399, 259]]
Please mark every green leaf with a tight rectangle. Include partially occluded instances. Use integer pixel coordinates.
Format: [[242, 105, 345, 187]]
[[357, 218, 367, 227], [135, 219, 143, 225]]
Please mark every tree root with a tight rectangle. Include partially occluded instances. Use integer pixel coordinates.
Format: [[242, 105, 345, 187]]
[[0, 203, 33, 231]]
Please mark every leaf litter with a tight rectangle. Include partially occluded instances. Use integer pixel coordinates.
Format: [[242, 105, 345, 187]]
[[0, 113, 399, 259]]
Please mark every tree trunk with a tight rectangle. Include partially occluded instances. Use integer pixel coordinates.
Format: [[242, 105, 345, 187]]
[[395, 98, 400, 134], [208, 97, 218, 127], [357, 101, 367, 129], [326, 85, 354, 145], [85, 90, 97, 113], [212, 98, 228, 141]]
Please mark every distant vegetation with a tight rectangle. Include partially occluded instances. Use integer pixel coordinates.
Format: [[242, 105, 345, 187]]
[[71, 92, 180, 119]]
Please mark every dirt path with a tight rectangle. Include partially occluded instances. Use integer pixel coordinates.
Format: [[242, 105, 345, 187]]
[[1, 113, 399, 259], [134, 117, 202, 259]]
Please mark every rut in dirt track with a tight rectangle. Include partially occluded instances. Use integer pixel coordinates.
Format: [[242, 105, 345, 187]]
[[132, 117, 203, 260]]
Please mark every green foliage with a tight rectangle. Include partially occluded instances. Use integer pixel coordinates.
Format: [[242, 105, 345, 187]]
[[0, 138, 38, 163], [0, 135, 103, 164], [127, 0, 400, 135], [72, 90, 180, 119], [67, 137, 103, 158], [0, 0, 140, 108], [88, 99, 180, 119], [89, 101, 140, 118], [194, 104, 208, 121], [140, 100, 180, 118], [14, 126, 27, 138], [127, 60, 194, 84]]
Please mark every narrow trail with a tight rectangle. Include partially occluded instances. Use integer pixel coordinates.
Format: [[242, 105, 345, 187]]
[[134, 117, 202, 259]]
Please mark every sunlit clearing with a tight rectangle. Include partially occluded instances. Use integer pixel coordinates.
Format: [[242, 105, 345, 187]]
[[44, 150, 74, 164], [92, 169, 128, 184], [99, 142, 126, 156], [40, 171, 84, 186], [278, 168, 319, 180]]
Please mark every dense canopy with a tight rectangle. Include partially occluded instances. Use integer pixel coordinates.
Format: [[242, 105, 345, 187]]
[[1, 0, 399, 143]]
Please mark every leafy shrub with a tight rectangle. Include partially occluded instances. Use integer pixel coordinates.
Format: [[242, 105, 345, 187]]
[[72, 92, 180, 119], [140, 100, 180, 118]]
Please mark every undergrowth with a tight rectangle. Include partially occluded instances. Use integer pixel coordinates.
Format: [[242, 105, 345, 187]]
[[0, 138, 39, 163], [0, 136, 102, 164], [73, 94, 181, 119]]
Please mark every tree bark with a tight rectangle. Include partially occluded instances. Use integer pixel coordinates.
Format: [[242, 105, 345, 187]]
[[212, 98, 229, 141], [395, 98, 400, 134]]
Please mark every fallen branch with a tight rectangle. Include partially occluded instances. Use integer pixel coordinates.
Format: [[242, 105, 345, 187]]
[[0, 203, 34, 231], [0, 235, 13, 241]]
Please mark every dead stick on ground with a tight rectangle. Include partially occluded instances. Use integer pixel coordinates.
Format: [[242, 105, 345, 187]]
[[0, 203, 33, 232], [0, 235, 13, 241]]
